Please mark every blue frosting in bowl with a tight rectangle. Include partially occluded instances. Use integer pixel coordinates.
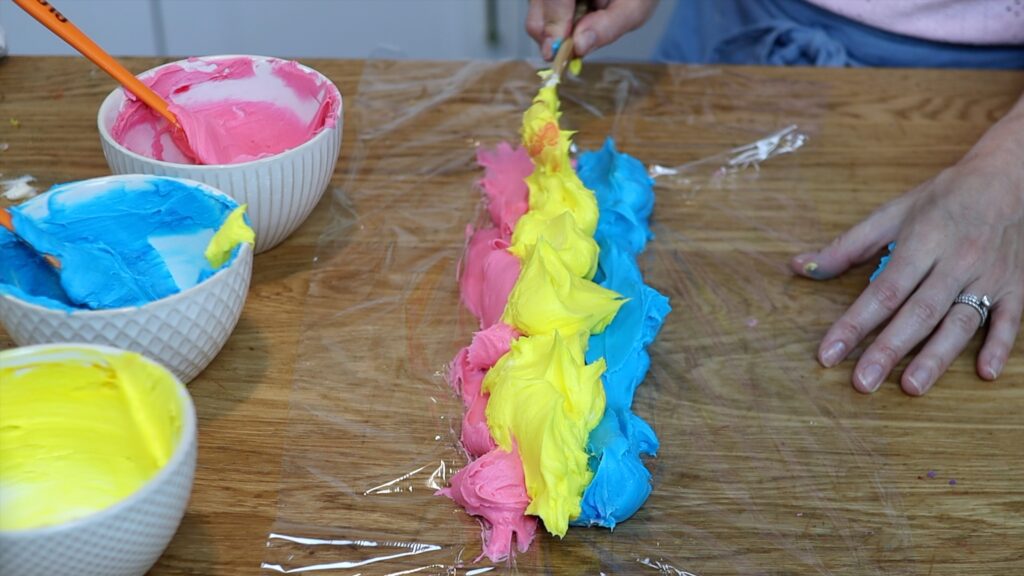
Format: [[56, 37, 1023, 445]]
[[0, 176, 245, 311]]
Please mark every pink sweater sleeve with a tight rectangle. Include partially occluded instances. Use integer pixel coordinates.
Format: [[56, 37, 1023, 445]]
[[805, 0, 1024, 45]]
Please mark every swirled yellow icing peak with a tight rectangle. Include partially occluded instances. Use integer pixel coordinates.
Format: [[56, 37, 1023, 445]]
[[521, 85, 598, 236], [502, 240, 622, 337], [509, 210, 599, 280], [522, 85, 573, 174], [522, 169, 599, 238]]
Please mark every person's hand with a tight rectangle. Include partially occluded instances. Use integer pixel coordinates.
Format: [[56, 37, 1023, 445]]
[[526, 0, 658, 60], [791, 99, 1024, 395]]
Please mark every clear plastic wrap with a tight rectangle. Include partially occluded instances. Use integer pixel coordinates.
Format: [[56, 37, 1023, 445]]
[[262, 61, 915, 574]]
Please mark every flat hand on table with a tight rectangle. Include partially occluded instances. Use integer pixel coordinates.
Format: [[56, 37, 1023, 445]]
[[792, 104, 1024, 395]]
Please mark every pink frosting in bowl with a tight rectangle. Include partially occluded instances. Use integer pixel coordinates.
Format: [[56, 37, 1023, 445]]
[[96, 56, 344, 253], [105, 55, 341, 166]]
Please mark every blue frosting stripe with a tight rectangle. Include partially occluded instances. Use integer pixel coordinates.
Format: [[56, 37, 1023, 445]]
[[573, 138, 671, 528], [577, 139, 655, 256], [0, 176, 244, 311]]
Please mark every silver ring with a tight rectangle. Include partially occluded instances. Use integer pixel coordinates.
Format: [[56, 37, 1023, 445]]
[[953, 293, 991, 327]]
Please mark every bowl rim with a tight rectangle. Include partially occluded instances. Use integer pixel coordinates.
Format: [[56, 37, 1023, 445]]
[[0, 343, 198, 538], [0, 174, 254, 317], [96, 54, 344, 171]]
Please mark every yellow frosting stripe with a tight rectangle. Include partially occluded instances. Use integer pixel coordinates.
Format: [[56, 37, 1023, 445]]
[[522, 85, 573, 174], [509, 210, 599, 280], [519, 86, 599, 237], [0, 348, 183, 531], [204, 205, 256, 269], [482, 331, 606, 536], [479, 61, 627, 538], [522, 170, 599, 237], [502, 240, 622, 337]]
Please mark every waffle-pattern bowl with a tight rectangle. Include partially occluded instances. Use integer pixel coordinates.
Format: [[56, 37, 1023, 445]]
[[97, 55, 343, 253], [0, 344, 198, 576], [0, 175, 253, 384]]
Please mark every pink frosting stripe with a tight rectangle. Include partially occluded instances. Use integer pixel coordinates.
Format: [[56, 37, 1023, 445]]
[[477, 142, 533, 238], [448, 323, 519, 458], [458, 227, 521, 330], [437, 446, 537, 562], [442, 144, 537, 562]]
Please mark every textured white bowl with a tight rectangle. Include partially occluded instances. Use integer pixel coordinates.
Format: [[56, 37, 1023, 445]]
[[0, 344, 197, 576], [0, 176, 253, 384], [97, 55, 343, 253]]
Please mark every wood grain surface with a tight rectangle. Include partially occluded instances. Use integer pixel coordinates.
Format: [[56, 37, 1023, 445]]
[[1, 57, 1022, 575]]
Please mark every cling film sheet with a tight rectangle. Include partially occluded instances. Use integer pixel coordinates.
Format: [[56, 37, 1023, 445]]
[[262, 60, 916, 575]]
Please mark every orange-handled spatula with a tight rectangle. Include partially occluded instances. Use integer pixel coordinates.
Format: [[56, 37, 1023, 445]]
[[0, 207, 61, 269], [12, 0, 179, 128]]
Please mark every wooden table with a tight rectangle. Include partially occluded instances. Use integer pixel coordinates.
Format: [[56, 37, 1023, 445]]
[[1, 57, 1021, 575]]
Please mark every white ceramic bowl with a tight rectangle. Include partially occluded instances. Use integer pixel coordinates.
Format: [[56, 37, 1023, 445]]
[[97, 54, 343, 253], [0, 176, 253, 384], [0, 344, 197, 576]]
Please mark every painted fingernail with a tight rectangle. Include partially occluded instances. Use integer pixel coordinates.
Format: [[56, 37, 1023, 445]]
[[906, 366, 932, 395], [857, 363, 883, 393], [820, 341, 846, 367], [798, 257, 829, 279], [576, 29, 597, 54]]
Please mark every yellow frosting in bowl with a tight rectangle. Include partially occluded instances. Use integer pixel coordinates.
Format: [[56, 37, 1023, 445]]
[[0, 347, 184, 531]]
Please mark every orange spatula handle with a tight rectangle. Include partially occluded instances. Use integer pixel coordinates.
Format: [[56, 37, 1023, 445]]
[[12, 0, 179, 127], [0, 207, 13, 233], [0, 206, 61, 269]]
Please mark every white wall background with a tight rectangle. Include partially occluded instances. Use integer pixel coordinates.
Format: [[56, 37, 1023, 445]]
[[0, 0, 677, 61]]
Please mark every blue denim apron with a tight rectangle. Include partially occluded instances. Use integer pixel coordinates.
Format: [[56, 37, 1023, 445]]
[[654, 0, 1024, 69]]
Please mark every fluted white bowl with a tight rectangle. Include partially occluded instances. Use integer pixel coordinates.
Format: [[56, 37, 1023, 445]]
[[0, 344, 198, 576], [0, 175, 253, 384], [97, 55, 343, 253]]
